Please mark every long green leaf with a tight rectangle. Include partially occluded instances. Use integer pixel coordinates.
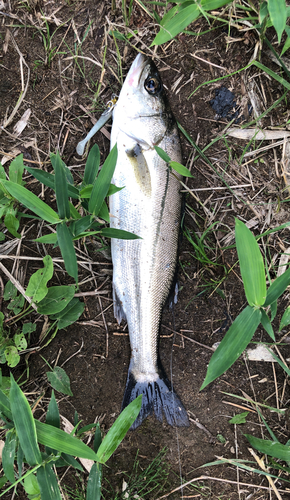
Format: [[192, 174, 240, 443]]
[[96, 395, 142, 464], [10, 375, 42, 466], [0, 389, 12, 420], [260, 309, 275, 341], [37, 464, 62, 500], [53, 152, 70, 220], [235, 219, 266, 306], [200, 306, 261, 390], [26, 255, 53, 303], [9, 155, 24, 185], [25, 167, 79, 199], [279, 305, 290, 331], [2, 430, 17, 483], [152, 3, 199, 45], [46, 367, 73, 397], [100, 227, 141, 239], [56, 222, 78, 282], [35, 420, 98, 460], [264, 267, 290, 306], [88, 144, 118, 215], [245, 434, 290, 461], [84, 144, 100, 185], [268, 0, 287, 43], [1, 180, 60, 224], [86, 463, 102, 500]]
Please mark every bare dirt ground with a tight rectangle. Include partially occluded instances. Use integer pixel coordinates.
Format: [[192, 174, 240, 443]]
[[1, 1, 290, 499]]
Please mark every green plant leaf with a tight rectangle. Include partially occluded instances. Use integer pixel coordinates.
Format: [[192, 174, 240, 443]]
[[46, 367, 73, 397], [24, 473, 40, 497], [152, 3, 199, 45], [37, 285, 75, 315], [50, 153, 74, 185], [26, 255, 54, 303], [10, 374, 42, 466], [0, 388, 12, 420], [235, 219, 266, 306], [94, 423, 102, 454], [279, 305, 290, 331], [170, 161, 193, 177], [56, 222, 78, 282], [86, 463, 102, 500], [4, 281, 17, 301], [200, 306, 261, 390], [53, 152, 70, 220], [88, 144, 118, 215], [100, 227, 141, 239], [264, 267, 290, 306], [25, 167, 79, 199], [1, 180, 60, 224], [37, 464, 62, 500], [9, 154, 24, 185], [22, 322, 36, 335], [260, 309, 275, 340], [50, 297, 84, 330], [35, 420, 98, 460], [245, 434, 290, 461], [46, 391, 60, 429], [96, 395, 142, 464], [268, 0, 287, 44], [34, 233, 58, 244], [2, 429, 17, 483], [84, 144, 100, 185], [229, 412, 248, 424], [154, 146, 171, 163], [4, 210, 21, 238], [14, 332, 27, 350], [5, 346, 20, 368]]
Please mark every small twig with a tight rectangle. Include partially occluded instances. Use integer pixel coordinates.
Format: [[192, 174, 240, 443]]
[[61, 339, 84, 368], [248, 447, 283, 500]]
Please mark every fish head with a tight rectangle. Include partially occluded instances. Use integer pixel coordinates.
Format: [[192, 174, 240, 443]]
[[112, 54, 173, 150]]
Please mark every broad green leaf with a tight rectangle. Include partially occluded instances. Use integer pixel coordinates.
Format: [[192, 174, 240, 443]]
[[84, 144, 100, 185], [53, 152, 70, 220], [50, 297, 84, 330], [46, 367, 73, 397], [235, 219, 266, 306], [96, 395, 142, 464], [69, 201, 81, 220], [26, 255, 53, 303], [279, 305, 290, 331], [73, 214, 93, 236], [2, 429, 17, 483], [14, 332, 27, 350], [86, 463, 102, 500], [260, 309, 275, 340], [154, 146, 171, 163], [22, 322, 36, 335], [10, 374, 42, 466], [107, 184, 124, 196], [9, 154, 24, 185], [24, 473, 40, 497], [37, 464, 62, 500], [56, 223, 78, 282], [270, 300, 277, 321], [37, 285, 75, 315], [8, 293, 25, 314], [245, 434, 290, 461], [229, 412, 248, 424], [88, 144, 118, 215], [264, 267, 290, 306], [268, 0, 287, 44], [3, 281, 17, 301], [4, 211, 21, 238], [1, 180, 60, 224], [58, 453, 83, 471], [200, 306, 261, 390], [35, 420, 98, 460], [5, 346, 20, 367], [46, 391, 60, 429], [170, 161, 193, 178], [100, 227, 141, 239], [34, 233, 58, 244], [99, 199, 110, 222]]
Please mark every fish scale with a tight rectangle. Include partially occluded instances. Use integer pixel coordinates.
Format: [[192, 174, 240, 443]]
[[110, 53, 189, 429]]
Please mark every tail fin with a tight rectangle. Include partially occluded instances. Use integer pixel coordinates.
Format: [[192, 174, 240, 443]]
[[122, 360, 189, 430]]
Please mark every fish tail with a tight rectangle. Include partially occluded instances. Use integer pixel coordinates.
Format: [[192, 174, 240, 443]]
[[122, 359, 189, 430]]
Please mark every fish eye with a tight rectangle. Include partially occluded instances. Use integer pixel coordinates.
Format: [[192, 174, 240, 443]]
[[144, 76, 162, 95]]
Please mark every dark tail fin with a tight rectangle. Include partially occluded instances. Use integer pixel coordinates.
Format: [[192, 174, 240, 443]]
[[122, 360, 189, 430]]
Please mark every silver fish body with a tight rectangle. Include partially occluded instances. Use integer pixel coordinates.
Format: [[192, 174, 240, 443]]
[[110, 54, 189, 429]]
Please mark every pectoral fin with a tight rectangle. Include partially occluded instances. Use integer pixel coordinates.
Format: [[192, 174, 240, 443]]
[[126, 143, 151, 197]]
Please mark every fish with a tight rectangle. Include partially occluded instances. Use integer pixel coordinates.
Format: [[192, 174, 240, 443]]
[[110, 53, 189, 430]]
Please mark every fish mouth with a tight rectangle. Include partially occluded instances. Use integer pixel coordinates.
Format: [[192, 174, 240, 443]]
[[126, 53, 150, 88]]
